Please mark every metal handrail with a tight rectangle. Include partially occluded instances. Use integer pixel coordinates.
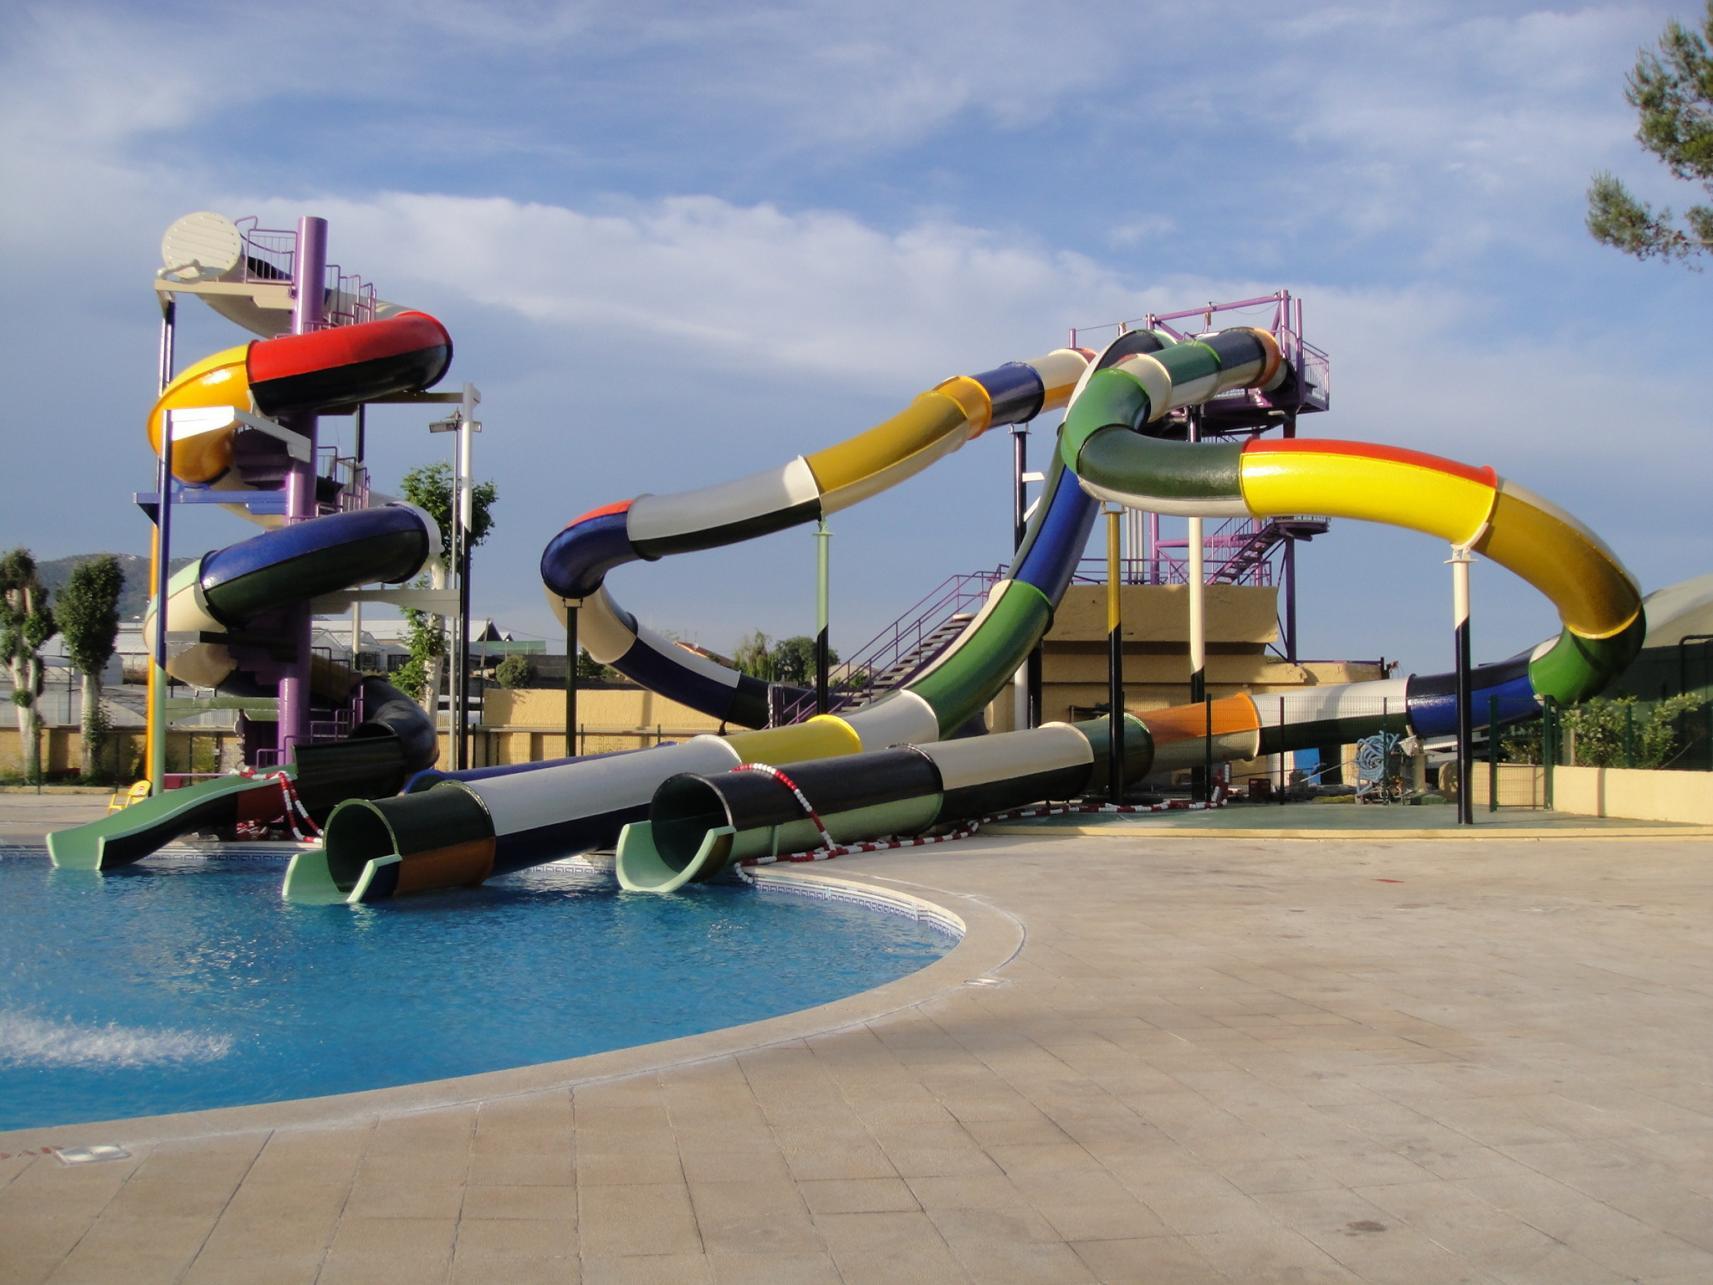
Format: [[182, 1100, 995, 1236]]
[[772, 567, 1005, 724], [230, 219, 380, 331], [833, 566, 1005, 684]]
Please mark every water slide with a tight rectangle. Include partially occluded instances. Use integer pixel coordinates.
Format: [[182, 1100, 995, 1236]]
[[85, 316, 1636, 901], [48, 315, 452, 870], [286, 327, 1290, 901], [614, 331, 1646, 890]]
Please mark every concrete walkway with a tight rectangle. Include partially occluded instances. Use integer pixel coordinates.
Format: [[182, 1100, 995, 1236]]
[[3, 800, 1713, 1282]]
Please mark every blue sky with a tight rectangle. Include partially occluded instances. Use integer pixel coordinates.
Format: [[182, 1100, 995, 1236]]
[[2, 0, 1708, 675]]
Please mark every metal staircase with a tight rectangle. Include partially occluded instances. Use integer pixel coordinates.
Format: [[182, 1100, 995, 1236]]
[[776, 569, 1004, 723], [1207, 515, 1330, 585]]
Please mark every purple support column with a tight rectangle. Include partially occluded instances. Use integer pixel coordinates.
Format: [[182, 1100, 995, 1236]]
[[276, 215, 328, 764]]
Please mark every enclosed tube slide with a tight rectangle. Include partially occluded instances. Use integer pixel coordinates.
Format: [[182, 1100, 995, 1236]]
[[297, 328, 1288, 902], [1060, 357, 1645, 730], [614, 337, 1647, 890], [540, 349, 1090, 725], [47, 315, 453, 870], [617, 718, 1141, 892], [145, 311, 453, 489]]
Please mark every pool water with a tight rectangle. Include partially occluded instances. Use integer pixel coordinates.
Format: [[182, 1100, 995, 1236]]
[[0, 849, 955, 1132]]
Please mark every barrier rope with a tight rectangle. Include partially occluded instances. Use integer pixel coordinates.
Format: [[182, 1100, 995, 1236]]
[[729, 762, 833, 852], [231, 767, 322, 842], [738, 780, 1228, 872]]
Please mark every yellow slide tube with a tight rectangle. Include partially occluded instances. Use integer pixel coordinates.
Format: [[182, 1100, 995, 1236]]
[[146, 344, 252, 484], [724, 714, 864, 766], [1238, 441, 1640, 640]]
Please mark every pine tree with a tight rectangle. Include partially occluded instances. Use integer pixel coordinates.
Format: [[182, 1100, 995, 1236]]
[[1587, 3, 1713, 263], [57, 555, 125, 778], [394, 462, 498, 709]]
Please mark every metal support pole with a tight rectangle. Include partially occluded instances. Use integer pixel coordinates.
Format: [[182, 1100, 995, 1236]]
[[446, 421, 462, 771], [564, 602, 578, 758], [350, 403, 365, 673], [1488, 694, 1500, 813], [1027, 649, 1043, 730], [1187, 410, 1207, 801], [147, 297, 176, 792], [277, 215, 327, 766], [1204, 697, 1214, 805], [1012, 426, 1029, 731], [1011, 426, 1028, 553], [1278, 696, 1287, 803], [1450, 545, 1474, 825], [1542, 698, 1556, 810], [1106, 507, 1124, 805], [815, 519, 831, 715], [456, 383, 476, 771], [1187, 409, 1206, 702]]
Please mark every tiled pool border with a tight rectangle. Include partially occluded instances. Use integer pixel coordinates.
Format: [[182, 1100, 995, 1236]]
[[0, 863, 1019, 1151]]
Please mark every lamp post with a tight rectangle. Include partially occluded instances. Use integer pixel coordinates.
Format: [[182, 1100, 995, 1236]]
[[428, 387, 480, 771]]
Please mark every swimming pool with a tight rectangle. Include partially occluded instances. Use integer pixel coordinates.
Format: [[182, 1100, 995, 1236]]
[[0, 848, 956, 1132]]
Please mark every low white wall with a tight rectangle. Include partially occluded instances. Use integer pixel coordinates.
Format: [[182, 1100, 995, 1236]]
[[1473, 762, 1713, 825]]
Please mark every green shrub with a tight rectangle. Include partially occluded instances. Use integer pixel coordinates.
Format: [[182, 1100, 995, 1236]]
[[494, 655, 534, 689]]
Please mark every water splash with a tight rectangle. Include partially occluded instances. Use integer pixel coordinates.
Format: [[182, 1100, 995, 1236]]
[[0, 1011, 232, 1069]]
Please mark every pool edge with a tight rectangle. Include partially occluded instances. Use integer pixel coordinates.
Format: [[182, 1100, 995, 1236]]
[[0, 866, 1021, 1151]]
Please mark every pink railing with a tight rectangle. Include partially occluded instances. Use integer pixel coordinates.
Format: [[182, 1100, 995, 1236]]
[[1070, 289, 1331, 411]]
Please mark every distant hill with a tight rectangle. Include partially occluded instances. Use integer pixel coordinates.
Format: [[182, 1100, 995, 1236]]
[[36, 554, 196, 622]]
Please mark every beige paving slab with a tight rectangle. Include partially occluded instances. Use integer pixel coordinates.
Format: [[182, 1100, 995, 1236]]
[[6, 832, 1713, 1282]]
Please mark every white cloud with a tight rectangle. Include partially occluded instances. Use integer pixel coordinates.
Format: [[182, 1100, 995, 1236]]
[[235, 191, 1138, 385]]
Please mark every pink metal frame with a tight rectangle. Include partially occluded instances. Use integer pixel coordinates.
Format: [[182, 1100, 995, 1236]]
[[1070, 290, 1330, 411]]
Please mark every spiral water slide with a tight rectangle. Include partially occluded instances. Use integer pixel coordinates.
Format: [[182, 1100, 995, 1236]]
[[613, 331, 1646, 892], [47, 315, 451, 871]]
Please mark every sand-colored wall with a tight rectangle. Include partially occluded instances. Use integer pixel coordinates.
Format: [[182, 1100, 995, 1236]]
[[443, 685, 727, 770], [0, 727, 230, 779], [1046, 583, 1281, 646], [988, 583, 1385, 737], [483, 686, 723, 735], [1473, 762, 1713, 825]]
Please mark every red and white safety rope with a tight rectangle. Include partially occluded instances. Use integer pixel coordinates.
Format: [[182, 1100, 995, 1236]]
[[989, 780, 1228, 822], [232, 767, 322, 841], [737, 780, 1227, 873], [730, 762, 833, 852], [741, 822, 982, 871]]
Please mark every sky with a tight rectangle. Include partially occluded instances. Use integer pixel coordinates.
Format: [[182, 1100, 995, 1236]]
[[1, 0, 1708, 676]]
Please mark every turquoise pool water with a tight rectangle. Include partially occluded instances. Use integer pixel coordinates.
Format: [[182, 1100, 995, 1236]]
[[0, 849, 955, 1132]]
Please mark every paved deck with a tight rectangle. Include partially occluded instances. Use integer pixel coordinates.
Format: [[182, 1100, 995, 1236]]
[[3, 797, 1713, 1283], [985, 798, 1713, 840]]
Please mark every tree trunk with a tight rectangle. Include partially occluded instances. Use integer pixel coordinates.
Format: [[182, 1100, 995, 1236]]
[[11, 661, 40, 782], [79, 671, 101, 778]]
